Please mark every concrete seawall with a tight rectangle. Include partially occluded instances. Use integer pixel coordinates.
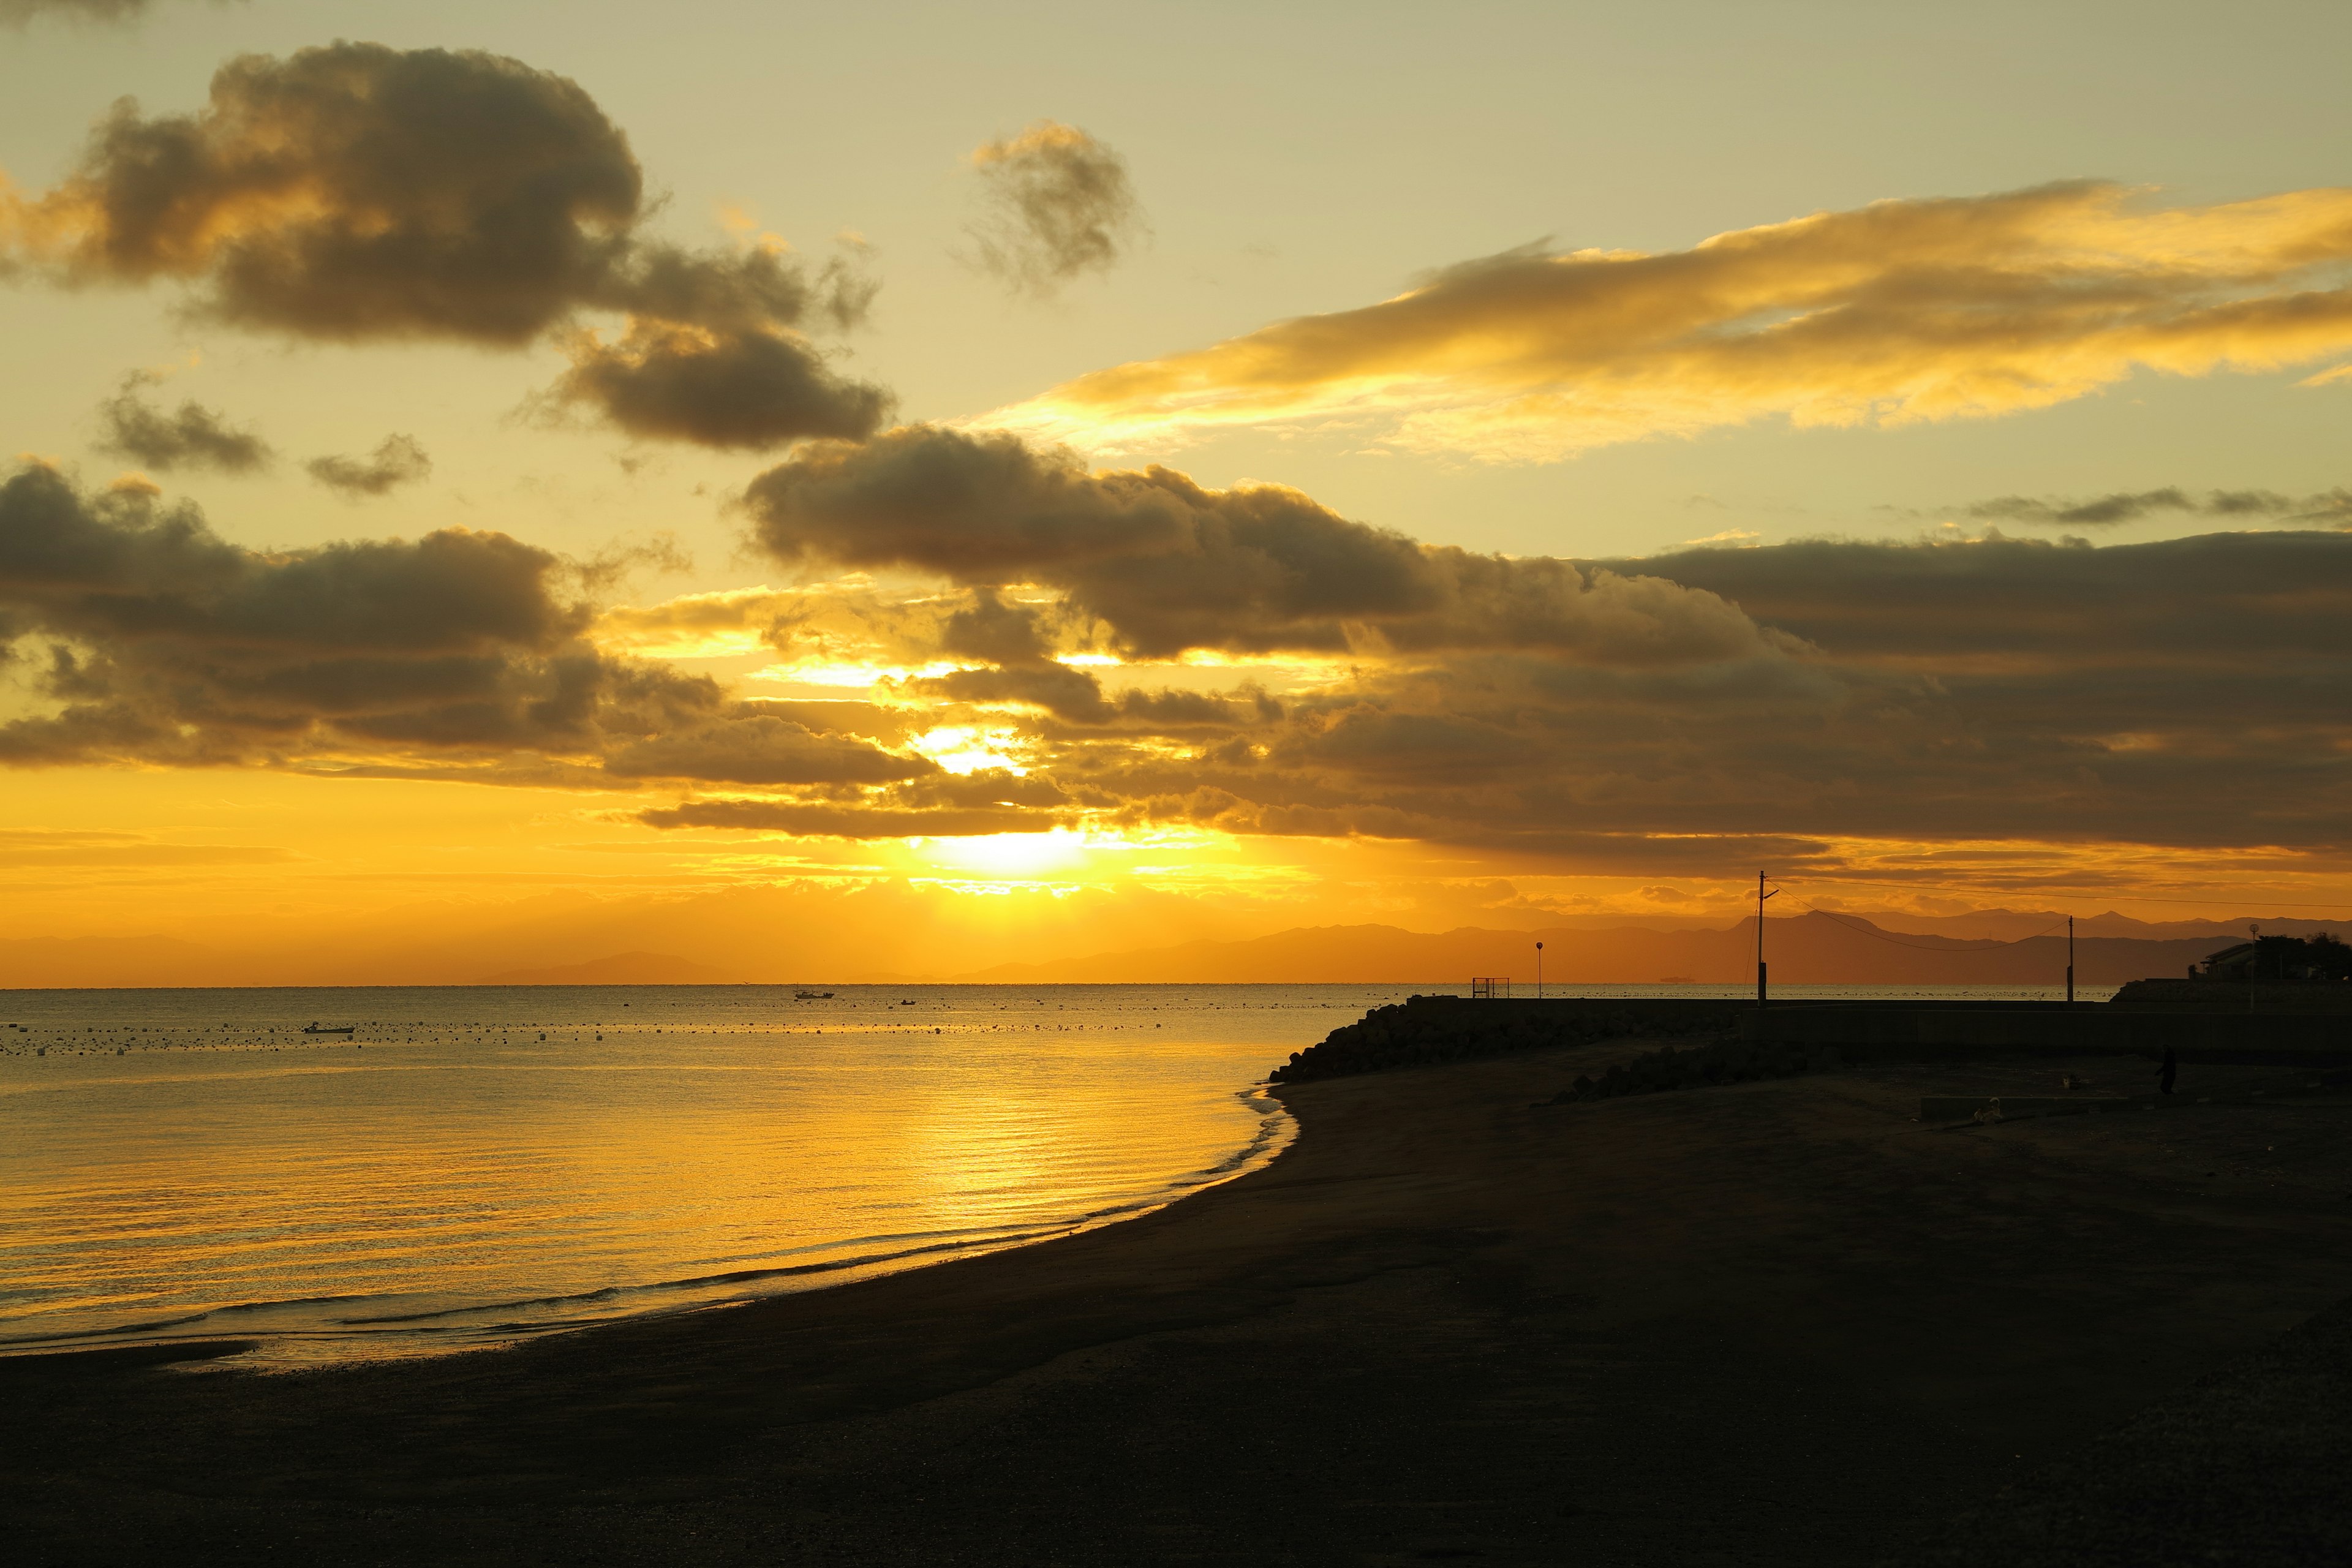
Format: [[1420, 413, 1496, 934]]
[[1746, 1003, 2352, 1066], [1274, 993, 2352, 1082]]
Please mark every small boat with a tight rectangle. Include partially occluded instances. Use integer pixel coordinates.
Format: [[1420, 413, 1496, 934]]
[[794, 990, 835, 1000], [898, 999, 916, 1006], [302, 1022, 356, 1036]]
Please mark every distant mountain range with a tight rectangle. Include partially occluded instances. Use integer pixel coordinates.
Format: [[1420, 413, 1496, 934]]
[[0, 903, 2324, 990], [954, 912, 2256, 987]]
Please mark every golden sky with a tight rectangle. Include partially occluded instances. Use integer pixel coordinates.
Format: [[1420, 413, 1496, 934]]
[[2, 2, 2350, 978]]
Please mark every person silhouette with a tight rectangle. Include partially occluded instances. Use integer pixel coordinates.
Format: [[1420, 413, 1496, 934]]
[[2157, 1045, 2177, 1096]]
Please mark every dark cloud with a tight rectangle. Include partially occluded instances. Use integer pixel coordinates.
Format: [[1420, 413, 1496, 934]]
[[11, 44, 638, 341], [0, 0, 214, 24], [554, 323, 890, 450], [937, 586, 1054, 665], [1611, 530, 2352, 662], [612, 241, 877, 336], [902, 767, 1071, 810], [636, 799, 1060, 838], [94, 375, 272, 473], [1967, 486, 2352, 527], [745, 426, 1773, 663], [962, 121, 1145, 298], [3, 43, 886, 448], [603, 713, 933, 786], [726, 474, 2352, 864], [0, 461, 738, 768], [306, 434, 431, 497], [15, 417, 2350, 875], [914, 662, 1114, 724]]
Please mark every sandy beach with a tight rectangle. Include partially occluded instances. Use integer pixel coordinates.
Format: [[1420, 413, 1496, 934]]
[[9, 1040, 2351, 1566]]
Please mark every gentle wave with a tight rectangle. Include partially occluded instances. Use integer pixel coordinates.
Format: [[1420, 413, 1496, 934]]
[[0, 990, 1330, 1365]]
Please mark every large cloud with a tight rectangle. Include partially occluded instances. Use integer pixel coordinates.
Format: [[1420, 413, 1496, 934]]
[[979, 181, 2352, 461], [960, 121, 1145, 298], [0, 462, 921, 794], [12, 442, 2347, 873], [744, 425, 1777, 662], [1, 43, 888, 448], [1609, 531, 2352, 663], [714, 432, 2352, 864]]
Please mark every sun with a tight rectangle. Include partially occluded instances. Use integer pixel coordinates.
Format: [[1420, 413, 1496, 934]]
[[918, 830, 1092, 880]]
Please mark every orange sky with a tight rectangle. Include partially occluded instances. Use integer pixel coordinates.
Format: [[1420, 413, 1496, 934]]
[[3, 10, 2350, 980]]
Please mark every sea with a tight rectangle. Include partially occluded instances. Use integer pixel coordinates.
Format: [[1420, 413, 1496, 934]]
[[0, 981, 2103, 1365]]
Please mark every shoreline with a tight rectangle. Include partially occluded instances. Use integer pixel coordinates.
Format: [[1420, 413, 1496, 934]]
[[0, 1084, 1297, 1368], [10, 1041, 2352, 1564]]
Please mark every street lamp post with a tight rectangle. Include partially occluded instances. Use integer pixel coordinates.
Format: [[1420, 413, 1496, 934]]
[[1757, 871, 1778, 1009]]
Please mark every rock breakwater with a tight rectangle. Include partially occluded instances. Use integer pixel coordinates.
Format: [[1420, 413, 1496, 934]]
[[1270, 995, 1748, 1084]]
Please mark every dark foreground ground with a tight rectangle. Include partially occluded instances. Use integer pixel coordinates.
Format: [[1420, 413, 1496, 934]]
[[8, 1043, 2351, 1566]]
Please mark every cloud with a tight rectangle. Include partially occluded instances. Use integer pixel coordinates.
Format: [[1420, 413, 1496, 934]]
[[1605, 530, 2352, 663], [306, 434, 431, 497], [978, 181, 2352, 461], [4, 44, 638, 340], [12, 443, 2351, 878], [1966, 486, 2352, 528], [720, 432, 2352, 865], [604, 714, 933, 786], [592, 586, 801, 657], [914, 662, 1115, 723], [744, 425, 1778, 663], [553, 321, 889, 450], [0, 0, 223, 24], [0, 461, 731, 767], [94, 374, 271, 473], [1, 43, 884, 448], [962, 121, 1145, 298], [637, 799, 1061, 838]]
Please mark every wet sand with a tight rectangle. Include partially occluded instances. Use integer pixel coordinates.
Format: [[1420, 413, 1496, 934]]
[[9, 1042, 2351, 1565]]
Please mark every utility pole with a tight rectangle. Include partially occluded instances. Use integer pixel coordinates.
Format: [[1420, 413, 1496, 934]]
[[1536, 941, 1544, 999], [2249, 923, 2260, 1014], [2066, 914, 2074, 1006], [1756, 871, 1777, 1008]]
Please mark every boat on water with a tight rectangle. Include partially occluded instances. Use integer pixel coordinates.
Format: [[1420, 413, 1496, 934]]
[[794, 990, 835, 1000], [302, 1022, 356, 1036]]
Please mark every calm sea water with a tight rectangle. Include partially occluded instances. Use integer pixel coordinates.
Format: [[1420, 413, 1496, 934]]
[[0, 981, 2106, 1365], [0, 984, 1418, 1365]]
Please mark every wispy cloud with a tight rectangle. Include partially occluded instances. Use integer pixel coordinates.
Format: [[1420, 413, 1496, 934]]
[[1965, 486, 2352, 528], [959, 121, 1146, 299], [94, 374, 272, 474], [307, 434, 431, 498], [979, 181, 2352, 461], [0, 0, 232, 26]]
